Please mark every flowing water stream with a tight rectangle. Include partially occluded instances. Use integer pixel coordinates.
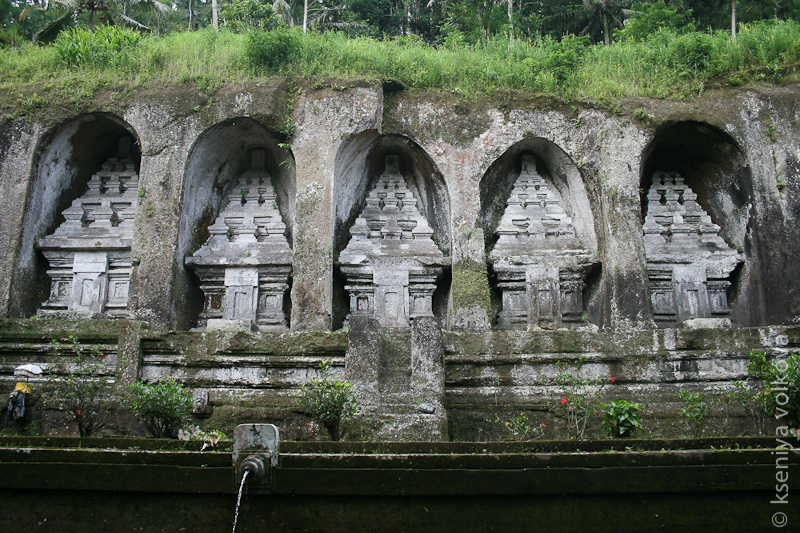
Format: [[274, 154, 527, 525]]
[[232, 469, 250, 533]]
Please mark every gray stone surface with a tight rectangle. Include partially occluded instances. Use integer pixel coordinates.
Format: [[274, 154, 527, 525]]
[[185, 149, 292, 330], [233, 423, 279, 467], [339, 155, 451, 328], [4, 84, 798, 331], [489, 154, 598, 329], [3, 81, 800, 441], [36, 137, 139, 319], [643, 171, 743, 326]]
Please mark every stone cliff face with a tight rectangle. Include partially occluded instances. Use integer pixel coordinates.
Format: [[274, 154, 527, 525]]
[[1, 81, 798, 331], [1, 81, 799, 440]]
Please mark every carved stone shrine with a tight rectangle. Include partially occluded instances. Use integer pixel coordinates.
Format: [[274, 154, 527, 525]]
[[185, 149, 292, 330], [489, 154, 597, 329], [36, 137, 139, 319], [643, 171, 743, 326], [339, 155, 450, 328]]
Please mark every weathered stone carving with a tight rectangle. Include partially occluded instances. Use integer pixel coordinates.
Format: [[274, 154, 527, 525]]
[[338, 155, 451, 328], [191, 390, 212, 417], [185, 149, 292, 330], [489, 154, 597, 329], [36, 137, 139, 319], [643, 171, 743, 326]]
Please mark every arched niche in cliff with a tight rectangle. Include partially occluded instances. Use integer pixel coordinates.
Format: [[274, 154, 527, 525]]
[[332, 132, 451, 329], [639, 121, 756, 326], [176, 118, 295, 330], [479, 138, 600, 329], [9, 113, 142, 319]]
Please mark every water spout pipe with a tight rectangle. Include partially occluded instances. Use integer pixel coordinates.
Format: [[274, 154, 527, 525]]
[[240, 455, 266, 482]]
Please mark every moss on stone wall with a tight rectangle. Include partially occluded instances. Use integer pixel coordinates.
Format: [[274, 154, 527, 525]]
[[450, 260, 492, 316]]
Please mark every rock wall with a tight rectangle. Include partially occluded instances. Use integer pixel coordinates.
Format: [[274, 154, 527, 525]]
[[1, 81, 800, 440]]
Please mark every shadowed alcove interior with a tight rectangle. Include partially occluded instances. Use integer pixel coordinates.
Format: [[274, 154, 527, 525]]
[[332, 132, 451, 329], [639, 121, 757, 325], [10, 113, 141, 319], [479, 137, 600, 327], [174, 117, 295, 329]]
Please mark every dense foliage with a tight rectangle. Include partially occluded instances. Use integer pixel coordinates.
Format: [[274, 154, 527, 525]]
[[297, 361, 360, 441], [599, 399, 642, 438], [1, 1, 799, 103], [126, 378, 193, 438]]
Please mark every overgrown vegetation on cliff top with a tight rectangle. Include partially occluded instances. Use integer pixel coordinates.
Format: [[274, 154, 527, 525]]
[[1, 19, 799, 107]]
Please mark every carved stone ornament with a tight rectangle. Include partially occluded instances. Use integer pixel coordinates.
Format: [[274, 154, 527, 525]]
[[643, 171, 743, 326], [185, 149, 292, 330], [36, 137, 139, 319], [338, 155, 451, 328], [489, 154, 598, 329]]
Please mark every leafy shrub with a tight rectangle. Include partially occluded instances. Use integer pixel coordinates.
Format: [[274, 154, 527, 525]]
[[297, 361, 360, 441], [599, 400, 643, 439], [246, 26, 302, 73], [47, 335, 114, 438], [551, 359, 614, 439], [671, 32, 715, 72], [676, 390, 708, 438], [221, 0, 279, 33], [54, 26, 142, 69], [617, 0, 695, 42], [127, 378, 192, 438], [748, 352, 800, 433], [542, 34, 590, 84]]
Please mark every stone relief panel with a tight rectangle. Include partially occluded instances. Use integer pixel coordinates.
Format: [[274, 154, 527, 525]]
[[643, 171, 743, 326], [338, 155, 451, 328], [185, 149, 292, 331], [488, 154, 598, 329], [36, 137, 138, 319]]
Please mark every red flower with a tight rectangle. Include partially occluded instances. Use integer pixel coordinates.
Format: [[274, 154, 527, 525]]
[[541, 424, 546, 428], [76, 409, 81, 415], [609, 376, 615, 382], [60, 338, 67, 341], [561, 398, 567, 404], [595, 411, 600, 415], [99, 353, 105, 357]]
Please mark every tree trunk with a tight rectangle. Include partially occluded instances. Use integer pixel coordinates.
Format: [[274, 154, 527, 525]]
[[603, 12, 609, 45], [303, 0, 308, 33], [508, 0, 514, 42], [212, 0, 218, 31], [732, 0, 737, 39], [88, 8, 95, 31], [188, 0, 193, 31]]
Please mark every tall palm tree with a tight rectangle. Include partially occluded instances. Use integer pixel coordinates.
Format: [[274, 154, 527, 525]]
[[21, 0, 169, 41], [581, 0, 631, 45]]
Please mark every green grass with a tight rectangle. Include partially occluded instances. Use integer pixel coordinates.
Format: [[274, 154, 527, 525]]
[[1, 19, 800, 109]]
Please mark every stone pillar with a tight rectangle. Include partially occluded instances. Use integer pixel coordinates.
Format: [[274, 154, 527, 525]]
[[344, 315, 382, 407]]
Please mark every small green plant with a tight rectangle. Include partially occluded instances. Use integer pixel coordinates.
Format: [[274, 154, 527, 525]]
[[764, 120, 778, 143], [178, 424, 228, 451], [493, 412, 546, 441], [633, 107, 655, 122], [676, 391, 708, 438], [47, 335, 113, 438], [716, 381, 767, 436], [599, 400, 642, 439], [297, 361, 360, 441], [551, 359, 614, 439], [127, 378, 193, 438], [748, 352, 800, 436]]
